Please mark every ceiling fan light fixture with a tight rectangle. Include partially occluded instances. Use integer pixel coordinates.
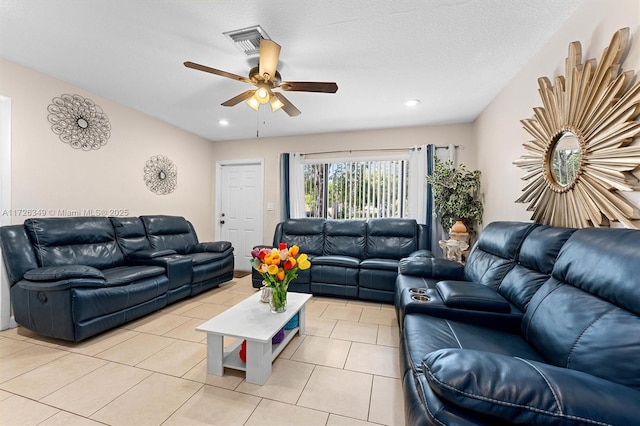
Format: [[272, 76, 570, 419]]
[[256, 87, 270, 104], [270, 95, 284, 112], [246, 96, 260, 111]]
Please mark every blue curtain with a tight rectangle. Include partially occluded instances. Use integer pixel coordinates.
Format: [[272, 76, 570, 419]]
[[279, 153, 290, 221]]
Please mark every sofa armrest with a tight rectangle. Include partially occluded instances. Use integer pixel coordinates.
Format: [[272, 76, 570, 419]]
[[423, 348, 640, 425], [195, 241, 232, 253], [407, 249, 434, 258], [398, 257, 464, 279], [23, 265, 105, 281], [435, 281, 511, 313], [127, 249, 176, 259]]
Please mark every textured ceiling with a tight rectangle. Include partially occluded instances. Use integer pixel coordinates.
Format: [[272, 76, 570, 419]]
[[0, 0, 583, 141]]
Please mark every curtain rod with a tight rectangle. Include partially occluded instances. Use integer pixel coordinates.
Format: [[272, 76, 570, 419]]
[[302, 147, 412, 156], [303, 145, 461, 156]]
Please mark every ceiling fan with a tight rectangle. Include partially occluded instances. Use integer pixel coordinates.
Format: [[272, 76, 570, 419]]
[[184, 39, 338, 117]]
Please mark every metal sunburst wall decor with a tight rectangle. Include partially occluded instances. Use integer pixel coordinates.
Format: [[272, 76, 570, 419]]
[[144, 155, 177, 195], [513, 28, 640, 229], [47, 94, 111, 150]]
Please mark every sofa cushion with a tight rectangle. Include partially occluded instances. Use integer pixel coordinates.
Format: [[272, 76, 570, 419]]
[[24, 265, 105, 281], [141, 215, 199, 255], [522, 228, 640, 391], [324, 219, 367, 258], [312, 255, 361, 268], [187, 251, 230, 266], [359, 258, 398, 272], [463, 222, 537, 289], [24, 217, 124, 269], [498, 226, 575, 311], [110, 217, 151, 255], [423, 348, 640, 425], [72, 274, 169, 322], [436, 281, 511, 313], [277, 218, 325, 256], [401, 313, 544, 378], [102, 265, 166, 286], [366, 218, 418, 259]]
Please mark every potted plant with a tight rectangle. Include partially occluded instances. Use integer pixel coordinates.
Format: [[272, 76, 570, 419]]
[[426, 158, 483, 233]]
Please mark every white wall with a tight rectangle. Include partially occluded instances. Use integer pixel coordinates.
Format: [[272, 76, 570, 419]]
[[210, 124, 476, 243], [475, 0, 640, 225], [0, 59, 216, 240]]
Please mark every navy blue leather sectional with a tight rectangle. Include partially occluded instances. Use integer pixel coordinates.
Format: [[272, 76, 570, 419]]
[[0, 215, 234, 341], [396, 221, 640, 425], [252, 217, 431, 303]]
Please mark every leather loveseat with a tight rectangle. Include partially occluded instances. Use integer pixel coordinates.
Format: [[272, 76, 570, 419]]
[[0, 215, 234, 341], [396, 221, 640, 425], [252, 217, 430, 303]]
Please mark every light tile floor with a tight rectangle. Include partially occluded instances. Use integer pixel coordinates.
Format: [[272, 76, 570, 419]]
[[0, 276, 404, 426]]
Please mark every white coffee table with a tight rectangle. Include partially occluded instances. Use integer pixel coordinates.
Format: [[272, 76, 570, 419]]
[[196, 291, 312, 385]]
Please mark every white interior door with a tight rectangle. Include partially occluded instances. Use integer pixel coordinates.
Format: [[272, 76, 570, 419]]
[[217, 161, 264, 271]]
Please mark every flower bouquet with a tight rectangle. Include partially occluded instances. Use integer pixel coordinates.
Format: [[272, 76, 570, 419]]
[[250, 243, 311, 313]]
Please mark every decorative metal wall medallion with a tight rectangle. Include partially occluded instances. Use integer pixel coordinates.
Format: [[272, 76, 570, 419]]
[[514, 28, 640, 229], [144, 155, 177, 195], [47, 94, 111, 150]]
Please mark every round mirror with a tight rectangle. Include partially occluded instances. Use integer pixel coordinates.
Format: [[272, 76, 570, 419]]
[[548, 131, 582, 188], [77, 117, 88, 129]]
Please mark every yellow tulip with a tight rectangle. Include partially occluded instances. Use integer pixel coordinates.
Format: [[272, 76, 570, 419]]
[[298, 254, 311, 270], [267, 264, 279, 275]]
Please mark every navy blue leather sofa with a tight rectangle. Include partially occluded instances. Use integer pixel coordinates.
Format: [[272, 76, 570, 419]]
[[396, 222, 640, 425], [252, 217, 430, 303], [0, 215, 234, 341]]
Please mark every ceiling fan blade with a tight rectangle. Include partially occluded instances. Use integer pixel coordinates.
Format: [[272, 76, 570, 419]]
[[184, 61, 251, 84], [221, 90, 256, 107], [258, 39, 281, 82], [279, 81, 338, 93], [274, 93, 301, 117]]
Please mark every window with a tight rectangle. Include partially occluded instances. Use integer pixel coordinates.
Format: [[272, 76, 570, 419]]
[[303, 159, 408, 219]]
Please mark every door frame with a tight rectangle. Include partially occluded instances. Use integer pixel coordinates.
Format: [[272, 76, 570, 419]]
[[0, 95, 16, 330], [214, 158, 265, 249]]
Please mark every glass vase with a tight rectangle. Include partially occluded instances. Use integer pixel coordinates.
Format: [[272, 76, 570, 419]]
[[270, 287, 287, 313]]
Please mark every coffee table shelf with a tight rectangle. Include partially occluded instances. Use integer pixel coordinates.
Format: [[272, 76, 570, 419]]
[[221, 326, 300, 372], [197, 291, 311, 385]]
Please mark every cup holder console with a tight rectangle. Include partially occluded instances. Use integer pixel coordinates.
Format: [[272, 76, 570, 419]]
[[411, 295, 430, 302], [409, 288, 428, 295]]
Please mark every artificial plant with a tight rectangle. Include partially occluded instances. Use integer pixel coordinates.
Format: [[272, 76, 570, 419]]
[[426, 158, 483, 231]]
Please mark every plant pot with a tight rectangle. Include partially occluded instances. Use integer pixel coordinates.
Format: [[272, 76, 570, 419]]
[[450, 220, 467, 234]]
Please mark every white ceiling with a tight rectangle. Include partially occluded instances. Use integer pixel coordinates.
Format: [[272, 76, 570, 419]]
[[0, 0, 583, 141]]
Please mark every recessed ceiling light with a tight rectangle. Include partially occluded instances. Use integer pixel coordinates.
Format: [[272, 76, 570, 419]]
[[404, 99, 421, 107], [218, 119, 229, 126]]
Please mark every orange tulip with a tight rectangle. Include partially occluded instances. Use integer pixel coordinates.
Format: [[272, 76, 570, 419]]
[[277, 268, 285, 281], [289, 245, 300, 257]]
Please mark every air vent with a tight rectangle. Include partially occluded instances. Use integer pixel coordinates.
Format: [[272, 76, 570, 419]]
[[223, 25, 270, 56]]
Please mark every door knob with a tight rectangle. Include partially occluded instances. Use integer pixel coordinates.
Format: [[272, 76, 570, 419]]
[[220, 220, 225, 225]]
